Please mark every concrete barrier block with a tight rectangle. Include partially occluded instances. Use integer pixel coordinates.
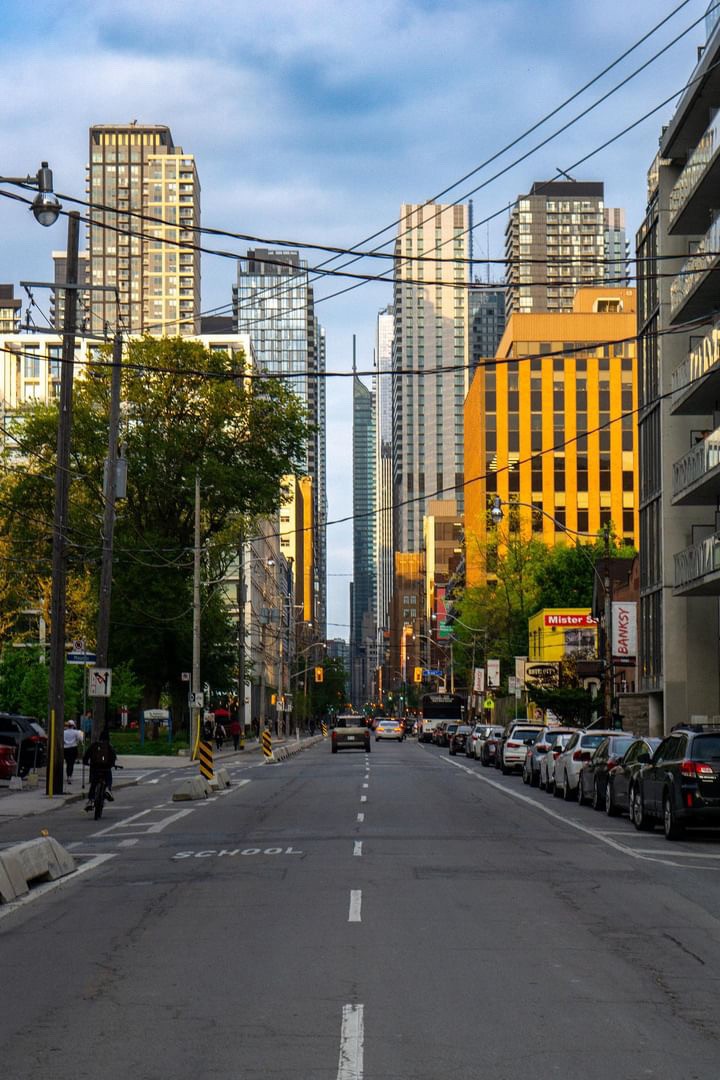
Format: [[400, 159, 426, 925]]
[[172, 777, 209, 801], [8, 776, 23, 791], [0, 853, 30, 902], [215, 768, 231, 788]]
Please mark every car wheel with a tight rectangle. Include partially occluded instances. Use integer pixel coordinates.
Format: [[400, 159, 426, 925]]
[[663, 792, 684, 841], [449, 747, 455, 755], [539, 772, 546, 791], [591, 778, 603, 811], [605, 779, 620, 817], [522, 764, 530, 784], [563, 772, 574, 801], [631, 784, 653, 831], [530, 766, 540, 788], [577, 777, 587, 805], [553, 775, 563, 797], [331, 744, 337, 754], [501, 761, 510, 776]]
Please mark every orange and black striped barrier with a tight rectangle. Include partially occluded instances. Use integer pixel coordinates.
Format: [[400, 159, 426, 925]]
[[199, 740, 214, 781], [262, 728, 273, 760], [321, 722, 328, 738]]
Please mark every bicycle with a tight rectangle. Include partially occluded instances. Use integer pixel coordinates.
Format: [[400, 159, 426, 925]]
[[93, 774, 107, 820]]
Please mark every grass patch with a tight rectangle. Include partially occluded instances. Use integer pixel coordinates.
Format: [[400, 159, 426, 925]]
[[110, 730, 190, 756]]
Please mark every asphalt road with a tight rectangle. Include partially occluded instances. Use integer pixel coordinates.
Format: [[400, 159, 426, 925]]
[[2, 739, 720, 1079]]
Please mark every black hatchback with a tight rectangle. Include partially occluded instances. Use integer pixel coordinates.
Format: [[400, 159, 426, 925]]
[[449, 725, 472, 756], [631, 725, 720, 839], [0, 713, 48, 775]]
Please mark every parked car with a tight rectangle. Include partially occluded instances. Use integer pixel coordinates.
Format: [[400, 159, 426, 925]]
[[0, 713, 47, 775], [449, 725, 473, 755], [436, 722, 460, 748], [465, 722, 490, 758], [476, 726, 505, 765], [522, 727, 576, 787], [539, 730, 576, 792], [553, 730, 616, 800], [375, 720, 405, 742], [604, 737, 661, 817], [0, 743, 17, 780], [630, 725, 720, 839], [499, 724, 543, 775], [577, 733, 637, 809]]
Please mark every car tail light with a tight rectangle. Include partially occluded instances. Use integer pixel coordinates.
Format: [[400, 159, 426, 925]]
[[507, 741, 520, 748], [553, 747, 563, 756], [687, 792, 694, 807], [573, 750, 591, 762], [607, 758, 618, 770], [681, 760, 714, 779], [29, 735, 44, 743]]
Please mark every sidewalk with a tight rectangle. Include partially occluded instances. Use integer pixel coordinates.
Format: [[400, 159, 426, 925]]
[[0, 737, 270, 820]]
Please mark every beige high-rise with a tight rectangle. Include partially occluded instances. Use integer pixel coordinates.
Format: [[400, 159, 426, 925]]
[[87, 124, 200, 336]]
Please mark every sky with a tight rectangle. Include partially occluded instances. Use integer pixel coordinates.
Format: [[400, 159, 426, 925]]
[[0, 0, 712, 639]]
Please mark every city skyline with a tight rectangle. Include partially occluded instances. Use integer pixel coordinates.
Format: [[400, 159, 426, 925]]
[[0, 0, 711, 638]]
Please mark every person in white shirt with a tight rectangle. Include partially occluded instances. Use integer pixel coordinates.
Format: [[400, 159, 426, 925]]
[[63, 720, 84, 785]]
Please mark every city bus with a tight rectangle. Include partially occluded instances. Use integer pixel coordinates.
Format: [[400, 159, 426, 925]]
[[418, 693, 464, 743]]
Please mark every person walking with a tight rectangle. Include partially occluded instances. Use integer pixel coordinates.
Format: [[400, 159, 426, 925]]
[[215, 718, 226, 751], [63, 720, 84, 785], [228, 716, 241, 751]]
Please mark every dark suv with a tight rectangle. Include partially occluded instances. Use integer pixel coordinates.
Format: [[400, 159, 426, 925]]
[[0, 713, 47, 775], [630, 725, 720, 839]]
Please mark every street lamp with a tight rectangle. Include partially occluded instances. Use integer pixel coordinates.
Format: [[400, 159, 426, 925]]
[[0, 162, 61, 227], [490, 496, 614, 723]]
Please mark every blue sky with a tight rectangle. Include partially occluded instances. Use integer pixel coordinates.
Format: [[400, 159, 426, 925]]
[[0, 0, 710, 637]]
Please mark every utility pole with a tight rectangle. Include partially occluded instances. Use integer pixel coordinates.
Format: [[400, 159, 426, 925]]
[[191, 471, 201, 756], [604, 527, 614, 723], [47, 211, 80, 796], [91, 332, 123, 741], [236, 530, 246, 738]]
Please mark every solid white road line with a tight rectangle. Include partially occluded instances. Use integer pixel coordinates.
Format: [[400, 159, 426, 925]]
[[0, 854, 116, 921], [353, 841, 363, 857], [442, 756, 719, 871], [357, 813, 365, 822], [348, 890, 362, 922], [337, 1004, 364, 1080]]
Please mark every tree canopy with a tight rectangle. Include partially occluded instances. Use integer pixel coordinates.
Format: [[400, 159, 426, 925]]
[[0, 337, 311, 709]]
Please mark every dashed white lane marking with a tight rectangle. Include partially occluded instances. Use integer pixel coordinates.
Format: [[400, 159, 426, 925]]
[[357, 813, 364, 822], [146, 779, 160, 785], [353, 841, 363, 857], [442, 756, 720, 871], [362, 783, 369, 789], [118, 838, 139, 848], [633, 848, 720, 859], [348, 890, 362, 922], [360, 795, 367, 803], [0, 854, 116, 921], [337, 1004, 364, 1080]]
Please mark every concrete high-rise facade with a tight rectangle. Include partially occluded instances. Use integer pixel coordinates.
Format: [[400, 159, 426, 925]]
[[234, 249, 327, 641], [505, 181, 605, 318], [636, 9, 720, 734], [604, 207, 629, 286], [374, 305, 394, 675], [87, 124, 201, 336], [350, 355, 376, 707], [392, 202, 470, 553]]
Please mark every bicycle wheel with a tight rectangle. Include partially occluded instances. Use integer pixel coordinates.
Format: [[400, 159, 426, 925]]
[[94, 778, 106, 820]]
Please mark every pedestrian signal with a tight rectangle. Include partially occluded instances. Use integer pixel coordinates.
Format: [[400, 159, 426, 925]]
[[413, 666, 423, 683], [314, 666, 324, 683]]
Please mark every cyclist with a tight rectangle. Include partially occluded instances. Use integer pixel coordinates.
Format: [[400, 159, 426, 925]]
[[83, 729, 117, 811]]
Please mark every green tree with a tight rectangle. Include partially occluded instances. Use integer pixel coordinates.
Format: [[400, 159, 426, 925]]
[[0, 337, 311, 708]]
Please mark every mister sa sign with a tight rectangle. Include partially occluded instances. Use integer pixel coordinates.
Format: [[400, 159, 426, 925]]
[[612, 602, 637, 661]]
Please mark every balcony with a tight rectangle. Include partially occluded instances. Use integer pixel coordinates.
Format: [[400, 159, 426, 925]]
[[669, 213, 720, 323], [672, 427, 720, 503], [671, 319, 720, 413], [668, 110, 720, 234], [674, 531, 720, 595]]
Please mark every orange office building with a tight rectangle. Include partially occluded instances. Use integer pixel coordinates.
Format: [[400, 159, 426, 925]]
[[464, 287, 639, 587]]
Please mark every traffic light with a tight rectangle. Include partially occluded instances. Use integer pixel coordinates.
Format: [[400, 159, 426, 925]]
[[413, 666, 423, 683], [314, 666, 324, 683]]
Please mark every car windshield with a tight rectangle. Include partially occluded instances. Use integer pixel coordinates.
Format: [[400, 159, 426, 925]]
[[30, 722, 46, 736], [691, 735, 720, 760], [511, 728, 538, 739], [547, 731, 571, 745], [610, 737, 634, 755]]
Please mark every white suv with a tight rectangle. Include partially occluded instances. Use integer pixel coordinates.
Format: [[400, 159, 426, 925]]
[[553, 730, 616, 800], [500, 724, 543, 775]]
